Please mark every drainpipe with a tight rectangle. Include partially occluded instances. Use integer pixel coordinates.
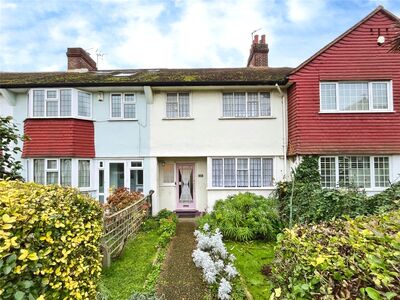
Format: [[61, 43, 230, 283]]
[[275, 83, 287, 178]]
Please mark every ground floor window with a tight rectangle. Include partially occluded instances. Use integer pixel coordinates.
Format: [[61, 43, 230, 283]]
[[32, 158, 90, 187], [320, 156, 390, 189], [211, 157, 273, 188]]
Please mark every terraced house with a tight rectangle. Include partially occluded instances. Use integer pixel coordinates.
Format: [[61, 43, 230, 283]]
[[0, 6, 399, 214]]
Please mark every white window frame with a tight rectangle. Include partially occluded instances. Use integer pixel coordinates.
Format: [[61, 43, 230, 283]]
[[78, 159, 91, 188], [319, 156, 391, 190], [109, 93, 137, 120], [32, 158, 74, 186], [164, 92, 192, 119], [29, 88, 92, 119], [209, 157, 274, 189], [221, 92, 272, 119], [319, 81, 393, 113]]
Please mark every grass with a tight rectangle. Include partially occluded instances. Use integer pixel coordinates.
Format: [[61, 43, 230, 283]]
[[226, 241, 276, 300], [101, 230, 160, 300]]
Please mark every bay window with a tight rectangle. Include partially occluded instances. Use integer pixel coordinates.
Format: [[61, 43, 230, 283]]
[[320, 81, 392, 112], [222, 92, 271, 118], [29, 88, 92, 118], [320, 156, 390, 189], [212, 157, 273, 188]]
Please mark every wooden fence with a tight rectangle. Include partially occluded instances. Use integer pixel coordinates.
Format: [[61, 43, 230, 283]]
[[101, 190, 154, 267]]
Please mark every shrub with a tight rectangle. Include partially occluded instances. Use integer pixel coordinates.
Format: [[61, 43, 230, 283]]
[[0, 180, 103, 300], [198, 193, 282, 241], [157, 213, 178, 248], [275, 156, 400, 226], [271, 210, 400, 299], [105, 187, 144, 212]]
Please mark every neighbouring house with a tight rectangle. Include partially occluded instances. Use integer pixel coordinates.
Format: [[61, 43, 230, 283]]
[[287, 6, 400, 193], [0, 6, 399, 214]]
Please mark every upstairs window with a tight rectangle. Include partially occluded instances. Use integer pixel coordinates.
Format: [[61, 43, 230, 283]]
[[222, 92, 271, 118], [320, 81, 392, 112], [166, 93, 190, 118], [110, 93, 136, 119], [30, 88, 91, 118]]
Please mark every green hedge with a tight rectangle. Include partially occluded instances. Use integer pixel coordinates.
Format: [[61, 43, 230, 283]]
[[198, 193, 282, 241], [271, 210, 400, 299], [0, 180, 103, 300]]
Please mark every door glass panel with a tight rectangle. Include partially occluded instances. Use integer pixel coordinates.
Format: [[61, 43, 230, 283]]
[[130, 170, 143, 192], [109, 163, 124, 190], [99, 170, 104, 193], [178, 166, 193, 203]]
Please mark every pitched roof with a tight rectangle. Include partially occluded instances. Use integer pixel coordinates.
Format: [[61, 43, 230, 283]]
[[290, 6, 400, 75], [0, 67, 292, 88]]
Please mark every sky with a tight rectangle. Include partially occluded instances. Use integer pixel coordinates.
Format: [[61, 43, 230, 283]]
[[0, 0, 399, 72]]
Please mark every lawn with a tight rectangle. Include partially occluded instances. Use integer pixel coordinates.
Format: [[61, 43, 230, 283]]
[[226, 241, 276, 300], [101, 230, 160, 300]]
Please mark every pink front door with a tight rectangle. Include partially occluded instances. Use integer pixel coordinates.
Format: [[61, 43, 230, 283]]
[[176, 163, 195, 210]]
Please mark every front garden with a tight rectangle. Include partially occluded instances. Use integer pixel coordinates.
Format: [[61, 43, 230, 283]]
[[1, 156, 399, 300]]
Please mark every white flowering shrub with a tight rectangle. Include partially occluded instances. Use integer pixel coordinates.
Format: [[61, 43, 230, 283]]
[[192, 224, 238, 299]]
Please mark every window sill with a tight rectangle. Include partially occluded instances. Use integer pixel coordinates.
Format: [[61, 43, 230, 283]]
[[27, 116, 93, 120], [162, 117, 194, 120], [218, 116, 276, 120], [319, 110, 395, 114], [207, 187, 274, 191], [107, 118, 138, 122]]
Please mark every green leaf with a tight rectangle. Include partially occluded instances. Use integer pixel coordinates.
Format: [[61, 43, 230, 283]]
[[14, 291, 25, 300], [385, 292, 398, 300], [365, 287, 382, 300], [21, 280, 34, 289]]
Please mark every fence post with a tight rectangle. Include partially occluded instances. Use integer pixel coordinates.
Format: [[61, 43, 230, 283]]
[[147, 190, 154, 217]]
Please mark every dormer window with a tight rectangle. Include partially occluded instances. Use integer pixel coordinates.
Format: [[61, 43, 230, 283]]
[[30, 88, 92, 118], [320, 81, 393, 112]]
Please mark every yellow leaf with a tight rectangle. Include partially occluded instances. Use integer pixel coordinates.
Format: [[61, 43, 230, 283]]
[[18, 249, 29, 261], [2, 224, 12, 230], [37, 296, 45, 300], [274, 288, 282, 297], [28, 252, 39, 261], [316, 256, 325, 265], [2, 214, 16, 223]]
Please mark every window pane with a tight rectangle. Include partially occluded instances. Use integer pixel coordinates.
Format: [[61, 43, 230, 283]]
[[124, 94, 135, 102], [109, 162, 124, 190], [223, 93, 234, 117], [46, 90, 57, 98], [166, 93, 178, 118], [237, 158, 248, 187], [224, 158, 236, 187], [33, 90, 45, 117], [374, 157, 390, 187], [131, 161, 143, 168], [338, 83, 369, 111], [47, 160, 57, 170], [321, 83, 336, 110], [46, 101, 58, 117], [130, 170, 143, 192], [179, 93, 190, 118], [46, 172, 58, 185], [250, 158, 261, 187], [78, 92, 91, 117], [260, 93, 271, 116], [372, 83, 388, 109], [124, 103, 135, 118], [212, 159, 223, 187], [78, 160, 90, 187], [320, 157, 336, 188], [262, 158, 273, 186], [247, 93, 259, 117], [60, 89, 72, 116], [163, 163, 175, 184], [33, 159, 45, 184], [234, 93, 246, 117], [338, 156, 370, 188], [111, 94, 122, 118], [99, 169, 104, 193], [60, 159, 71, 186]]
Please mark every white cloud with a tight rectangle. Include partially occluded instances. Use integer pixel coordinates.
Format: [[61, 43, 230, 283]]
[[285, 0, 326, 23]]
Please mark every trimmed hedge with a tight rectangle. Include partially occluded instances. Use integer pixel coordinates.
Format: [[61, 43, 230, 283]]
[[271, 210, 400, 299], [198, 193, 282, 241], [0, 181, 103, 300]]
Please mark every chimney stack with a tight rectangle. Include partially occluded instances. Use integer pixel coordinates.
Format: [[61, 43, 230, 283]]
[[66, 48, 97, 71], [247, 34, 269, 67]]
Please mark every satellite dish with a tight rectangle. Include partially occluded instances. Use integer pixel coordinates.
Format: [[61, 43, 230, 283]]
[[377, 35, 385, 46]]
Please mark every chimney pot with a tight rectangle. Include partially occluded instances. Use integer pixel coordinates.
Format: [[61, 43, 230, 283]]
[[66, 48, 97, 71], [247, 33, 269, 67]]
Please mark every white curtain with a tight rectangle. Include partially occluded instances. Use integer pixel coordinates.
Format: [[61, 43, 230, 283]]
[[179, 168, 192, 203]]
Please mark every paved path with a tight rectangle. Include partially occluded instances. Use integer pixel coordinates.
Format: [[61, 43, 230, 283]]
[[156, 220, 209, 300]]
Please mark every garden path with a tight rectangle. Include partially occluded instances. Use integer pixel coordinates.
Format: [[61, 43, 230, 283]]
[[156, 220, 209, 300]]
